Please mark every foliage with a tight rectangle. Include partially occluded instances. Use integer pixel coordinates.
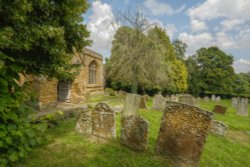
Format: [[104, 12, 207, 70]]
[[106, 26, 188, 94], [0, 0, 89, 165], [186, 47, 235, 95], [232, 72, 250, 97], [172, 39, 187, 60]]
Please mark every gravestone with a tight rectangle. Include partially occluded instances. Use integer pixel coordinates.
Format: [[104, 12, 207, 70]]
[[211, 94, 216, 101], [152, 94, 166, 111], [92, 103, 116, 139], [203, 96, 209, 102], [212, 105, 227, 114], [179, 94, 195, 105], [231, 97, 238, 107], [210, 120, 227, 136], [170, 95, 178, 102], [75, 106, 92, 135], [120, 115, 148, 151], [122, 93, 141, 117], [156, 103, 213, 166], [139, 96, 147, 109], [215, 96, 221, 102], [236, 98, 249, 116]]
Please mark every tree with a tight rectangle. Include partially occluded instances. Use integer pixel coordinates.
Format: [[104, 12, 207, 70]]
[[172, 39, 187, 60], [186, 46, 235, 95], [0, 0, 90, 165]]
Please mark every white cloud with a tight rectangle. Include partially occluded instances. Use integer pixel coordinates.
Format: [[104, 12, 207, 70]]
[[144, 0, 185, 16], [188, 0, 250, 21], [215, 32, 236, 49], [220, 19, 244, 31], [87, 1, 118, 56], [237, 28, 250, 50], [233, 59, 250, 73], [190, 19, 207, 32], [179, 32, 214, 55]]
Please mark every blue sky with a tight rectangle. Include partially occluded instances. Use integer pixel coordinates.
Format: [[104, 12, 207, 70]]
[[84, 0, 250, 73]]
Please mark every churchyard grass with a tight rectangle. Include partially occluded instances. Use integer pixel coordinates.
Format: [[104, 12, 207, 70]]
[[14, 95, 250, 167]]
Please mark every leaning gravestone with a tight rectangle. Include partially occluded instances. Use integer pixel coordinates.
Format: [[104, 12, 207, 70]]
[[236, 98, 249, 116], [156, 103, 213, 166], [210, 120, 228, 136], [212, 105, 227, 114], [120, 115, 148, 151], [92, 103, 116, 139], [211, 94, 216, 101], [179, 94, 195, 105], [75, 106, 92, 135], [122, 93, 141, 117], [152, 94, 166, 111], [215, 96, 221, 102]]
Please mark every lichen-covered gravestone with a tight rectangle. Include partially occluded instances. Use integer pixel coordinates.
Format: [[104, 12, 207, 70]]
[[152, 94, 166, 111], [122, 93, 141, 117], [236, 98, 249, 116], [75, 106, 92, 135], [156, 103, 213, 166], [120, 115, 148, 151], [92, 103, 116, 139], [212, 105, 227, 114], [179, 94, 195, 105], [215, 96, 221, 102], [231, 97, 238, 107]]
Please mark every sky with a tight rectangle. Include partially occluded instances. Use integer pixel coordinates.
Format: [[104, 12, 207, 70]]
[[84, 0, 250, 73]]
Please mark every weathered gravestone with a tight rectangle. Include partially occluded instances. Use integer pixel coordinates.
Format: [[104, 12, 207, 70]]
[[75, 106, 92, 135], [156, 103, 213, 166], [210, 120, 227, 136], [120, 115, 148, 151], [203, 96, 209, 102], [215, 96, 221, 102], [139, 96, 147, 109], [152, 94, 166, 111], [170, 95, 178, 102], [92, 103, 116, 139], [122, 93, 141, 117], [179, 94, 195, 105], [211, 94, 216, 101], [231, 97, 238, 107], [212, 105, 227, 114], [236, 98, 249, 116]]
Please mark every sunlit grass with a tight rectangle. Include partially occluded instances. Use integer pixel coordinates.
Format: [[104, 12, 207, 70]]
[[14, 95, 250, 167]]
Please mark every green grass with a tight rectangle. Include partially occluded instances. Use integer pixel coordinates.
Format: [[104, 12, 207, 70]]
[[14, 95, 250, 167]]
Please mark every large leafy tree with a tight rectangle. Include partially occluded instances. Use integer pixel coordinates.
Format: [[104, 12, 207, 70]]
[[186, 46, 235, 95], [172, 39, 187, 60], [0, 0, 90, 165]]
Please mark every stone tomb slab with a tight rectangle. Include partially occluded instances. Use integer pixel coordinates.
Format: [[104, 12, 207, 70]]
[[156, 103, 213, 166], [92, 103, 116, 139], [121, 115, 148, 151], [212, 105, 227, 114], [75, 106, 92, 135]]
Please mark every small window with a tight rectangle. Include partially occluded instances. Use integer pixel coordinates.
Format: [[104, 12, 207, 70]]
[[89, 62, 97, 84], [58, 81, 71, 102]]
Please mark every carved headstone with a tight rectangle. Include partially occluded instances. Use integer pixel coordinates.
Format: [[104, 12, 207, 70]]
[[210, 120, 227, 136], [236, 98, 249, 116], [121, 115, 148, 151], [211, 94, 216, 101], [152, 94, 166, 111], [75, 106, 92, 135], [179, 94, 195, 105], [231, 97, 238, 107], [92, 103, 116, 139], [215, 96, 221, 102], [212, 105, 227, 114], [156, 103, 213, 166]]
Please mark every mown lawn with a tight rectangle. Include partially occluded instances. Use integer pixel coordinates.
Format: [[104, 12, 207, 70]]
[[14, 95, 250, 167]]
